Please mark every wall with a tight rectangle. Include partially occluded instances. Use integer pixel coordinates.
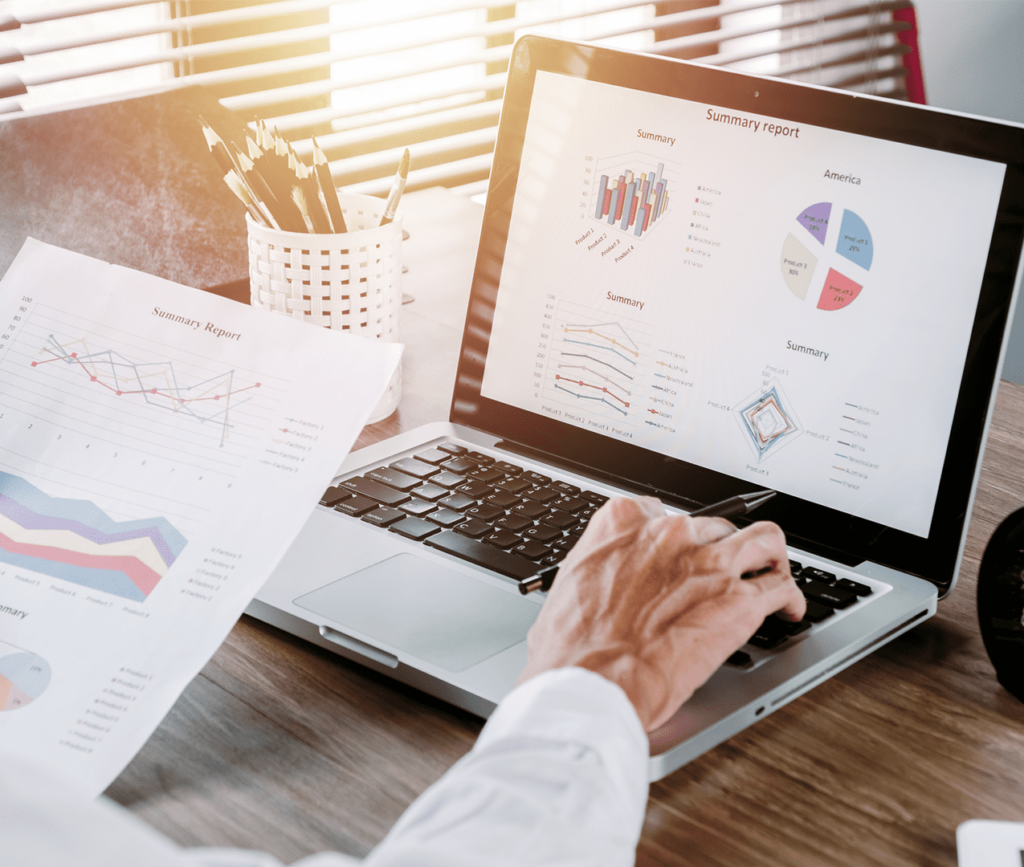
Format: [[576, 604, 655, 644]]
[[913, 1, 1024, 383]]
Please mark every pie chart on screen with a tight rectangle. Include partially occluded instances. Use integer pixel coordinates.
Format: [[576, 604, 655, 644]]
[[0, 641, 50, 711], [780, 201, 873, 311]]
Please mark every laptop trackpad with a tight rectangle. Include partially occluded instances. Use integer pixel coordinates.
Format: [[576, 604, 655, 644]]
[[293, 554, 538, 673]]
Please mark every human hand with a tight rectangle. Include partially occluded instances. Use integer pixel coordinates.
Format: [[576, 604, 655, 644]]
[[516, 496, 806, 731]]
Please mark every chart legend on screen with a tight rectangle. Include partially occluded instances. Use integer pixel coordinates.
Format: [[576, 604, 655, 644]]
[[591, 153, 677, 239], [780, 202, 874, 311]]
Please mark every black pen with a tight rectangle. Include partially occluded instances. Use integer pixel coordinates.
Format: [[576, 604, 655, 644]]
[[519, 490, 778, 596]]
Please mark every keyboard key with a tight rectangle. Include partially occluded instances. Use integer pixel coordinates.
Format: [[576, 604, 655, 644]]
[[343, 477, 410, 506], [389, 516, 440, 541], [542, 510, 578, 530], [426, 507, 466, 528], [455, 517, 491, 538], [496, 514, 532, 532], [485, 529, 520, 549], [366, 466, 421, 491], [467, 451, 495, 464], [412, 482, 449, 502], [748, 615, 811, 650], [552, 535, 578, 551], [523, 487, 560, 503], [361, 506, 405, 528], [582, 491, 608, 506], [512, 501, 549, 519], [747, 618, 792, 650], [494, 461, 522, 474], [551, 496, 588, 513], [496, 477, 532, 494], [789, 559, 803, 574], [802, 567, 836, 585], [469, 466, 504, 483], [523, 471, 551, 486], [837, 578, 873, 597], [438, 442, 467, 456], [334, 494, 378, 516], [425, 531, 539, 581], [464, 502, 504, 522], [439, 492, 477, 511], [552, 481, 581, 496], [415, 447, 451, 465], [456, 479, 492, 498], [803, 579, 857, 609], [523, 523, 562, 544], [512, 539, 552, 560], [430, 470, 466, 489], [484, 489, 521, 508], [400, 498, 437, 517], [320, 486, 350, 507], [539, 550, 567, 567], [441, 456, 477, 474], [802, 599, 835, 622], [391, 457, 438, 479]]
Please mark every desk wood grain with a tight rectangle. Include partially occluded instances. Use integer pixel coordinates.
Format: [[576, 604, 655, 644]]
[[107, 189, 1024, 867]]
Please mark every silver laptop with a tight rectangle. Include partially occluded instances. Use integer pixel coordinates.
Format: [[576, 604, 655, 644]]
[[250, 35, 1024, 780]]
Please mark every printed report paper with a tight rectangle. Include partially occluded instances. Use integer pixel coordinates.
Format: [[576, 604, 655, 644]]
[[0, 239, 401, 795]]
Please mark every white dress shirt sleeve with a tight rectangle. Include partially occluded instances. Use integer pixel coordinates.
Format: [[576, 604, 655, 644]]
[[357, 666, 649, 867], [0, 667, 648, 867]]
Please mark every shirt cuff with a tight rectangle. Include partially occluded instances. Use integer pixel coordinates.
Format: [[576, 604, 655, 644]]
[[476, 667, 649, 818]]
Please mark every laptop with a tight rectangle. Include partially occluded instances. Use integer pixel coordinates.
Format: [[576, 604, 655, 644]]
[[249, 35, 1024, 780]]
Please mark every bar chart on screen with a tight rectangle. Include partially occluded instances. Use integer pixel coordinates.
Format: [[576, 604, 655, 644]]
[[587, 152, 678, 240]]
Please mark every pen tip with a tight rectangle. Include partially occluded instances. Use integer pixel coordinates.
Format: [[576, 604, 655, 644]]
[[399, 148, 410, 177]]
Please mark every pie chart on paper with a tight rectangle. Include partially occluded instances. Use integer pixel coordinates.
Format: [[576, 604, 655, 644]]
[[0, 641, 51, 711], [780, 202, 873, 311]]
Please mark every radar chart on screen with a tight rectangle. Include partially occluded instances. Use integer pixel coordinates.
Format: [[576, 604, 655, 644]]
[[780, 202, 874, 311]]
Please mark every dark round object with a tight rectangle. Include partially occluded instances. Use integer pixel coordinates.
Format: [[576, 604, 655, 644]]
[[978, 506, 1024, 702]]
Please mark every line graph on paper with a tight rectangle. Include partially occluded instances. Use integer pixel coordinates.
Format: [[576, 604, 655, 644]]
[[0, 302, 285, 558], [31, 334, 262, 447], [542, 299, 653, 424]]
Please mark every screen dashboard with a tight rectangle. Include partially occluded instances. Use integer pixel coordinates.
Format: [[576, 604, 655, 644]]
[[454, 37, 1024, 589]]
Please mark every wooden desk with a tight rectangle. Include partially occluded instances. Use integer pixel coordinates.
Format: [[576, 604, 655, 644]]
[[5, 91, 1022, 862]]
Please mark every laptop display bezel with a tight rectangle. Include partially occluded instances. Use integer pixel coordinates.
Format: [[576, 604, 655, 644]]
[[451, 35, 1024, 593]]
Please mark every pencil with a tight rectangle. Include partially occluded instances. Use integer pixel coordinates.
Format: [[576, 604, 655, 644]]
[[379, 148, 410, 226], [311, 136, 347, 233]]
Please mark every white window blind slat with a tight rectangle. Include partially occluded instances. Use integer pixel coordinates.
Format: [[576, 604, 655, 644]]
[[0, 1, 926, 196]]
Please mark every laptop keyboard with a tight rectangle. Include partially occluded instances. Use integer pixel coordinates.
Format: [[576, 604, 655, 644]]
[[319, 441, 875, 665]]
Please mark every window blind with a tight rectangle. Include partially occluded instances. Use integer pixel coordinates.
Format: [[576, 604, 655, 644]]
[[0, 0, 922, 197]]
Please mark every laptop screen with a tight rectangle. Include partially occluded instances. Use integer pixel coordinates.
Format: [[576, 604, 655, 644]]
[[454, 37, 1024, 590]]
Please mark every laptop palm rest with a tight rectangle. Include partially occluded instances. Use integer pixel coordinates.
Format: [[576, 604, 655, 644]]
[[293, 553, 538, 673]]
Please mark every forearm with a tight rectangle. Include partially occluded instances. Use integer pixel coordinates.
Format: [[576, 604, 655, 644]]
[[364, 668, 649, 867]]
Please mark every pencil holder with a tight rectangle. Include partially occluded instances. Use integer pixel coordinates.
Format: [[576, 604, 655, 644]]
[[247, 194, 402, 422]]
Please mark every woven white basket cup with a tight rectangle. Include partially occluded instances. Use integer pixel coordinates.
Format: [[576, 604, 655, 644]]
[[247, 194, 402, 423]]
